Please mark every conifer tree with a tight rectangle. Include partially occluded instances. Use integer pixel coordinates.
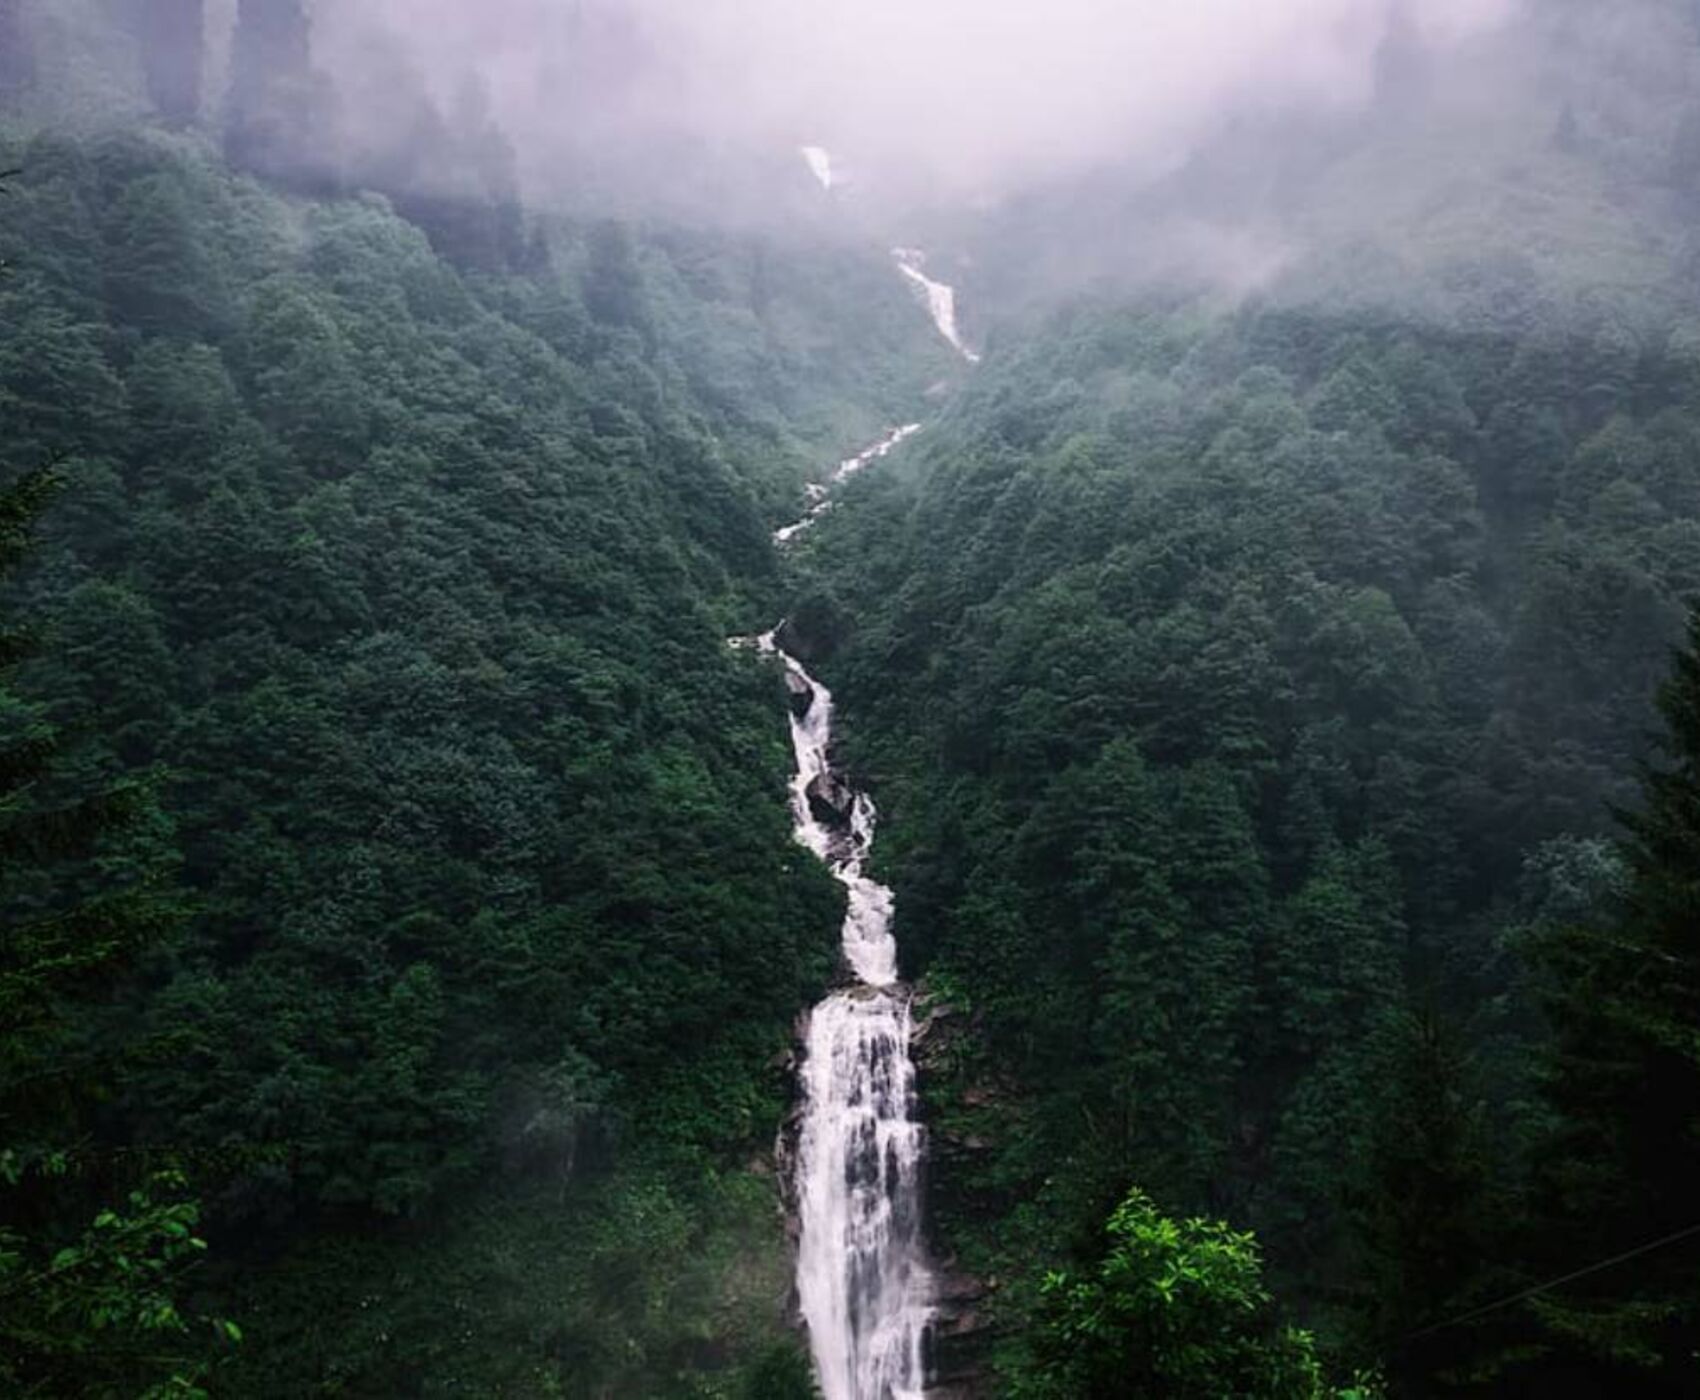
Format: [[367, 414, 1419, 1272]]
[[1534, 608, 1700, 1392]]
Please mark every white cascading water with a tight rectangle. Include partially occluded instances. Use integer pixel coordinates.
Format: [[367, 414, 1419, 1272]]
[[801, 145, 838, 191], [892, 248, 980, 363], [773, 424, 922, 546], [735, 241, 974, 1399], [755, 625, 930, 1400]]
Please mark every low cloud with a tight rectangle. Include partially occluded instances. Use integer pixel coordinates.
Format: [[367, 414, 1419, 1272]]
[[315, 0, 1519, 212]]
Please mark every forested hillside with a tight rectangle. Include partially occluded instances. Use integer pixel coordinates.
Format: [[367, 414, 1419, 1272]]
[[796, 287, 1700, 1393], [0, 34, 951, 1392], [7, 2, 1700, 1398]]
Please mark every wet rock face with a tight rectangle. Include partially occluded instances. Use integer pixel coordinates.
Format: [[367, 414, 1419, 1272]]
[[775, 613, 835, 666], [911, 994, 997, 1399], [926, 1264, 994, 1399], [784, 667, 815, 719], [774, 1012, 811, 1253], [806, 771, 857, 829]]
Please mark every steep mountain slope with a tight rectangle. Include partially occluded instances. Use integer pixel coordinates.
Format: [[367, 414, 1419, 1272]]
[[0, 115, 951, 1394], [795, 283, 1700, 1392], [8, 2, 1700, 1397]]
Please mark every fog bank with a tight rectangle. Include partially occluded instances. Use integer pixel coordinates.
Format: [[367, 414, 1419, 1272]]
[[320, 0, 1518, 210]]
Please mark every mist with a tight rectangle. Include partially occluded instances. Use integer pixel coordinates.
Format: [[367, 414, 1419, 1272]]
[[10, 3, 1700, 1396], [313, 0, 1518, 215]]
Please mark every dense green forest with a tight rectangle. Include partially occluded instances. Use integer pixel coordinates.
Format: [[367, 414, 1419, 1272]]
[[0, 8, 952, 1392], [6, 0, 1700, 1397], [797, 250, 1700, 1399], [775, 5, 1700, 1390]]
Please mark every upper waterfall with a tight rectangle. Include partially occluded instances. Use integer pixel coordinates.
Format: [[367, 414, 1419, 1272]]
[[801, 145, 838, 191], [892, 249, 980, 364]]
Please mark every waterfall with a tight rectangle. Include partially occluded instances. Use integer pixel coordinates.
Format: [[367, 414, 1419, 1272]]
[[757, 630, 930, 1400], [892, 249, 980, 363], [801, 145, 838, 191], [736, 246, 973, 1399], [773, 424, 921, 546]]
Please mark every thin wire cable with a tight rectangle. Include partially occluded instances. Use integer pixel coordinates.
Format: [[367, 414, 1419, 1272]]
[[1403, 1221, 1700, 1342]]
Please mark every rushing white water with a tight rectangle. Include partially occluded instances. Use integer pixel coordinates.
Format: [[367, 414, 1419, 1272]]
[[740, 249, 976, 1396], [892, 249, 980, 364], [774, 424, 922, 546], [755, 627, 929, 1400], [801, 145, 838, 191]]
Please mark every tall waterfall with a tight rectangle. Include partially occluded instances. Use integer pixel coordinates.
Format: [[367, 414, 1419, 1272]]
[[757, 630, 930, 1400], [740, 244, 975, 1399]]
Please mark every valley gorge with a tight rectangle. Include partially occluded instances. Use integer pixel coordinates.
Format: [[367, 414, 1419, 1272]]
[[8, 4, 1700, 1397]]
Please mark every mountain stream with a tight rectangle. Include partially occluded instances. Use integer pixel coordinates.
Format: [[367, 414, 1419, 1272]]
[[741, 231, 976, 1398]]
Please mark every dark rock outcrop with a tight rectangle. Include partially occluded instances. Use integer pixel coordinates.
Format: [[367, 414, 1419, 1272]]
[[912, 992, 997, 1398]]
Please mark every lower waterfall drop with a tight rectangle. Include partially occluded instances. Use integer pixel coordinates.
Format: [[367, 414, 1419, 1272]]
[[757, 628, 931, 1400]]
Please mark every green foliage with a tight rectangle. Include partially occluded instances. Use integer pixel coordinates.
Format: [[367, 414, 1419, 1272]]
[[208, 1169, 804, 1399], [1527, 608, 1700, 1392], [0, 465, 219, 1394], [797, 286, 1700, 1390], [1007, 1187, 1350, 1400], [13, 7, 1700, 1395], [0, 1171, 228, 1399], [0, 112, 946, 1391]]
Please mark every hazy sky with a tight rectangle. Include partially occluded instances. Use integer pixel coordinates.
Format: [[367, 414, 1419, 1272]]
[[322, 0, 1519, 208]]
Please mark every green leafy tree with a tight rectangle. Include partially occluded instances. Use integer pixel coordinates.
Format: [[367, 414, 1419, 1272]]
[[735, 1341, 821, 1399], [1009, 1187, 1365, 1400], [0, 1170, 232, 1399], [104, 171, 231, 337]]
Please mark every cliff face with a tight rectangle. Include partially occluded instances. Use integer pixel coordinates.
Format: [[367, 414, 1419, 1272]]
[[0, 0, 31, 98]]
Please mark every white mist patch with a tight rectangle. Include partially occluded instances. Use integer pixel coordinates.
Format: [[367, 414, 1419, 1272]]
[[633, 0, 1519, 203]]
